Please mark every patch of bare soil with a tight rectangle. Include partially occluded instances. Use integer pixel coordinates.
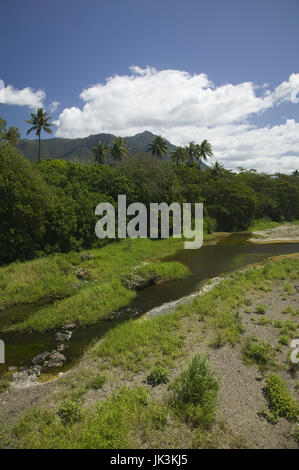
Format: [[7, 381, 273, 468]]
[[249, 223, 299, 244]]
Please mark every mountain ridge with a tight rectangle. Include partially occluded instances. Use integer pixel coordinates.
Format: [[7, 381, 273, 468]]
[[18, 130, 207, 168]]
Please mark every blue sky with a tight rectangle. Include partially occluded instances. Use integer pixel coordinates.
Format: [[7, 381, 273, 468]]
[[0, 0, 299, 172]]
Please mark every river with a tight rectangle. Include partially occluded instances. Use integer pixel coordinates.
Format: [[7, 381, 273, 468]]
[[0, 233, 298, 379]]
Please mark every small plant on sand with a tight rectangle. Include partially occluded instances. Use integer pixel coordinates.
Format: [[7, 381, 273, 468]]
[[258, 406, 279, 424], [169, 353, 218, 429], [88, 374, 106, 390], [282, 305, 296, 315], [147, 365, 169, 386], [278, 334, 289, 346], [242, 337, 275, 371], [264, 373, 298, 421], [284, 283, 295, 296], [256, 304, 266, 315]]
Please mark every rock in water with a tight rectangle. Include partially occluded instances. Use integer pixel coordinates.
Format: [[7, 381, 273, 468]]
[[32, 351, 50, 365], [55, 330, 72, 342], [47, 351, 67, 368]]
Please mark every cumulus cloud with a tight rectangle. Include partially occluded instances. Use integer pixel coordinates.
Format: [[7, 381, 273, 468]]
[[273, 73, 299, 104], [0, 79, 45, 108], [53, 67, 299, 173]]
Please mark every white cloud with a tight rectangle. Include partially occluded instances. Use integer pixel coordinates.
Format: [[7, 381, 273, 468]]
[[48, 101, 60, 113], [0, 79, 45, 108], [273, 73, 299, 104], [53, 67, 299, 173]]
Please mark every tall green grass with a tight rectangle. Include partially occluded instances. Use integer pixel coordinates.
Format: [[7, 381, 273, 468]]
[[3, 237, 187, 332], [169, 353, 218, 429]]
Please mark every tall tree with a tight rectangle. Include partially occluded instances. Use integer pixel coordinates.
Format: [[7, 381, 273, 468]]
[[210, 161, 225, 178], [147, 135, 168, 160], [198, 139, 213, 163], [109, 137, 128, 162], [93, 140, 107, 164], [0, 117, 21, 147], [185, 141, 199, 163], [170, 146, 188, 166], [26, 108, 53, 163]]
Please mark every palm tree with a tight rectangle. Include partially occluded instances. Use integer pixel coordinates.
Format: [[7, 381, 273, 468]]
[[26, 108, 53, 163], [147, 135, 168, 160], [170, 146, 188, 166], [109, 137, 128, 162], [185, 141, 200, 163], [93, 140, 107, 165], [210, 161, 225, 178], [198, 139, 213, 163]]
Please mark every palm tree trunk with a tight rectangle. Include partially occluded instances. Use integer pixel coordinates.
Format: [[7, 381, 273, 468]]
[[38, 132, 41, 164]]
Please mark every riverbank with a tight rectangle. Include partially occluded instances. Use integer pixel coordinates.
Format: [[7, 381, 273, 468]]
[[0, 237, 189, 332], [0, 253, 298, 449], [249, 221, 299, 244]]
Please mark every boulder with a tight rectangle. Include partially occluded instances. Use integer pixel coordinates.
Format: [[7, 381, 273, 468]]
[[7, 366, 17, 372], [55, 330, 72, 342], [47, 351, 66, 368], [32, 351, 50, 365], [31, 365, 42, 377], [62, 323, 77, 330]]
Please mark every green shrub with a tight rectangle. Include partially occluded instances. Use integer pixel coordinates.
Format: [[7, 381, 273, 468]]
[[256, 304, 266, 315], [88, 374, 106, 390], [242, 337, 275, 370], [265, 374, 298, 421], [284, 283, 294, 295], [147, 365, 169, 386], [258, 407, 279, 424], [279, 335, 289, 346], [170, 353, 218, 429], [282, 305, 296, 315], [57, 400, 81, 426], [294, 427, 299, 444]]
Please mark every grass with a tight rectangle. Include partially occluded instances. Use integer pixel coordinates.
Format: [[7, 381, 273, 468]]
[[3, 237, 186, 332], [242, 336, 275, 371], [122, 261, 190, 289], [146, 365, 169, 386], [248, 218, 283, 232], [169, 353, 218, 429], [7, 387, 151, 449], [94, 311, 185, 372]]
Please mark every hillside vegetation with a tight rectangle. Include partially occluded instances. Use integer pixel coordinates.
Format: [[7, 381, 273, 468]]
[[1, 142, 298, 265]]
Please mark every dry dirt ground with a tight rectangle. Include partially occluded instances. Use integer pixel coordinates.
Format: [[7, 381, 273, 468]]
[[249, 223, 299, 244], [0, 265, 298, 449]]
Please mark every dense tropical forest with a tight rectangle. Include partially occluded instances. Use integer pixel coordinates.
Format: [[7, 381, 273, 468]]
[[0, 112, 299, 265]]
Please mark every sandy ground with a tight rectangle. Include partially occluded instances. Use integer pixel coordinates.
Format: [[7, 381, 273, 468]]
[[249, 223, 299, 244]]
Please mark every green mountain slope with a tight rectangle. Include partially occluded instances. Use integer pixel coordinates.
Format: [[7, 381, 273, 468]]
[[18, 130, 208, 168]]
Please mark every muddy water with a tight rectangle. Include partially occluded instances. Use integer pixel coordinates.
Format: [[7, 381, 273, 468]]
[[0, 233, 298, 378]]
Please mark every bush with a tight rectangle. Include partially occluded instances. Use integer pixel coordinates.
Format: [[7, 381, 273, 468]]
[[147, 365, 169, 386], [57, 400, 81, 426], [242, 337, 275, 370], [265, 374, 298, 421], [256, 304, 266, 315], [279, 335, 289, 346], [88, 374, 106, 390], [170, 353, 218, 428]]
